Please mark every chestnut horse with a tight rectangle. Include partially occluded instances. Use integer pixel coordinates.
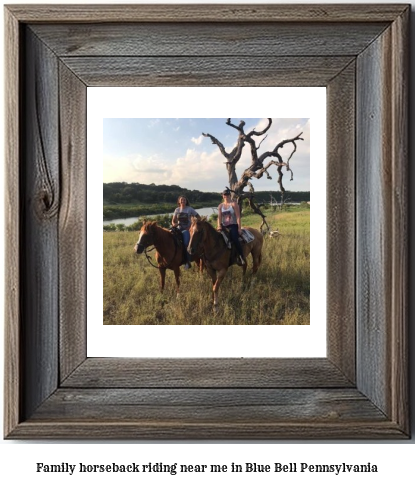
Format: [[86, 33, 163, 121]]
[[188, 217, 263, 308], [134, 221, 202, 293]]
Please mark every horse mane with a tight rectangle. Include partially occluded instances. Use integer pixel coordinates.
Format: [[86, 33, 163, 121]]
[[192, 215, 219, 232], [142, 221, 173, 247], [191, 215, 207, 224], [202, 218, 215, 230]]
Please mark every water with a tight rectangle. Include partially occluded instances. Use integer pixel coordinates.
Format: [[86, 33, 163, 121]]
[[103, 206, 218, 227]]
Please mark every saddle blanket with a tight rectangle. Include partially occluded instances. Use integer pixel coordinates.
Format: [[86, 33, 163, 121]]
[[220, 227, 255, 248], [241, 228, 255, 243]]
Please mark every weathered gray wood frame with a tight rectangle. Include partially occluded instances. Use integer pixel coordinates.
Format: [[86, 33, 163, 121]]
[[4, 4, 409, 439]]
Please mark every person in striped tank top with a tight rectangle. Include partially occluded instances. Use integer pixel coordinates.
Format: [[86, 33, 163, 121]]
[[217, 189, 245, 265]]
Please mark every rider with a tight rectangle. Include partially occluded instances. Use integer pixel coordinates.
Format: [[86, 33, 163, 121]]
[[171, 195, 199, 269], [217, 189, 245, 265]]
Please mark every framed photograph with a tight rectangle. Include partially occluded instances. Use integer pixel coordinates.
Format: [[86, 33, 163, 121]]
[[4, 4, 409, 439], [91, 90, 325, 358]]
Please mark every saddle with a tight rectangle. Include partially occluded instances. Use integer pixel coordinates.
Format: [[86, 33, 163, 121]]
[[219, 227, 255, 266], [169, 227, 193, 264], [219, 227, 255, 248]]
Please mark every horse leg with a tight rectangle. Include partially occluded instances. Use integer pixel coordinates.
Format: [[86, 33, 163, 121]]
[[205, 266, 217, 303], [159, 268, 166, 291], [249, 248, 262, 287], [173, 266, 181, 296], [195, 256, 204, 274], [252, 248, 262, 274], [213, 268, 227, 309]]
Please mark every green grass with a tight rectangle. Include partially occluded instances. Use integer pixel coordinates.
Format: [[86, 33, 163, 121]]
[[103, 208, 310, 325]]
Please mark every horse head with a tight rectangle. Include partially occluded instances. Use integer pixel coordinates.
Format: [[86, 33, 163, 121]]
[[188, 216, 208, 255], [134, 221, 157, 254]]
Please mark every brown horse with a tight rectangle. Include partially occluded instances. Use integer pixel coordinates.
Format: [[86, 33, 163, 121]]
[[188, 217, 263, 308], [134, 221, 203, 293]]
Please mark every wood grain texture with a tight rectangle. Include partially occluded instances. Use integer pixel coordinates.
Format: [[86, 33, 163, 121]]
[[62, 358, 353, 389], [7, 421, 406, 441], [356, 29, 390, 417], [326, 62, 356, 383], [389, 8, 409, 433], [32, 389, 386, 423], [21, 28, 60, 420], [4, 4, 410, 440], [356, 9, 408, 428], [6, 4, 409, 23], [58, 63, 87, 381], [4, 6, 21, 438], [356, 35, 384, 411], [31, 22, 388, 57], [61, 56, 354, 87]]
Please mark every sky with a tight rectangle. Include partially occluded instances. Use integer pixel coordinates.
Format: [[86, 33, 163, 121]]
[[103, 118, 310, 193]]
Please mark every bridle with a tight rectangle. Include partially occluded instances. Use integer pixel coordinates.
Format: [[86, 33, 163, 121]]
[[190, 222, 229, 266], [136, 230, 179, 270], [189, 224, 204, 251]]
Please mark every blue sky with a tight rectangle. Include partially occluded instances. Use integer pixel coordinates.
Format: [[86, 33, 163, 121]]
[[103, 118, 310, 192]]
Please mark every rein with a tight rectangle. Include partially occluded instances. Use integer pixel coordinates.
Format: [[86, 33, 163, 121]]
[[198, 225, 229, 266], [141, 231, 179, 270]]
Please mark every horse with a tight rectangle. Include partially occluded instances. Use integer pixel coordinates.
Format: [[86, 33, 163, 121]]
[[187, 217, 263, 308], [134, 221, 203, 293]]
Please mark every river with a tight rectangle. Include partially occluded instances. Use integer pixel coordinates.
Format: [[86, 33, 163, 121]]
[[103, 206, 218, 227]]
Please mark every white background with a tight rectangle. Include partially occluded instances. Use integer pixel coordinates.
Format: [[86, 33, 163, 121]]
[[1, 0, 414, 486], [87, 87, 326, 357]]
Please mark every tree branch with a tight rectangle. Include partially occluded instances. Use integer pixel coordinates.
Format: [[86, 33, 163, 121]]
[[202, 120, 305, 232], [202, 132, 229, 159], [247, 118, 272, 137], [256, 134, 268, 151], [226, 118, 246, 133]]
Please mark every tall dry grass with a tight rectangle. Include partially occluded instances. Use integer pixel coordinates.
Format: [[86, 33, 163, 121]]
[[103, 208, 310, 325]]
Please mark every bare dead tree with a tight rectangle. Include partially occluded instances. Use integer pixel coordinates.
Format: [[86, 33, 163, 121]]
[[202, 118, 246, 190], [203, 118, 304, 232]]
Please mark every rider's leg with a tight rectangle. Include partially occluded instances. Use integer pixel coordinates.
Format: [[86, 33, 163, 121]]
[[228, 224, 245, 264], [182, 230, 192, 269]]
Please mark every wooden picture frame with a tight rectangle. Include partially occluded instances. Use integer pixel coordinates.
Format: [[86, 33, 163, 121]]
[[4, 4, 409, 439]]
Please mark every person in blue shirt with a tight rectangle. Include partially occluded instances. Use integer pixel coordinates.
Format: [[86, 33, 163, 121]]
[[172, 195, 199, 269]]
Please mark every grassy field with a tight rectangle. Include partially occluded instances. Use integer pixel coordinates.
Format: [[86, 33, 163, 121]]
[[103, 208, 310, 325]]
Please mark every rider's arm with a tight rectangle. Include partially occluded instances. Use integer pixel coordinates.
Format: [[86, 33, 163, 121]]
[[217, 204, 222, 230], [171, 211, 177, 227], [233, 202, 242, 234]]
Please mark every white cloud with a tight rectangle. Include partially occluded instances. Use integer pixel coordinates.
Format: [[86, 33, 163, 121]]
[[147, 119, 160, 128], [103, 119, 310, 192], [170, 148, 224, 189], [103, 153, 172, 184], [191, 135, 204, 145]]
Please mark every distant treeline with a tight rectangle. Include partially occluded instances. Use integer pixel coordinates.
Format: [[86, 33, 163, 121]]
[[104, 182, 219, 205], [104, 182, 310, 206]]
